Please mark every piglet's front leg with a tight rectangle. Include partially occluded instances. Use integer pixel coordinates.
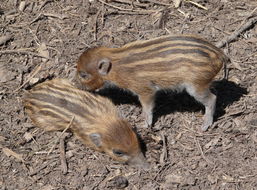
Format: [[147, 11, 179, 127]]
[[139, 93, 155, 128]]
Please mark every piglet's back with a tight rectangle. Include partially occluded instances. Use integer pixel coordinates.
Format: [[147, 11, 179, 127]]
[[23, 78, 117, 132]]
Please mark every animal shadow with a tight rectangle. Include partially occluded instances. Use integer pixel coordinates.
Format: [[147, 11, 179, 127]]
[[97, 86, 140, 105], [152, 80, 248, 125], [97, 80, 247, 127]]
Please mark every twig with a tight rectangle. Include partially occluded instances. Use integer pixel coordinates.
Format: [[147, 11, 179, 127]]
[[177, 142, 194, 151], [30, 13, 44, 25], [0, 49, 50, 59], [237, 7, 257, 29], [47, 116, 74, 155], [30, 159, 57, 176], [216, 8, 257, 48], [185, 0, 208, 10], [97, 0, 156, 13], [111, 0, 149, 8], [59, 135, 68, 174], [159, 132, 167, 165], [194, 137, 213, 165], [155, 8, 170, 29], [30, 12, 68, 25], [94, 9, 102, 41], [153, 164, 169, 180], [98, 0, 133, 11], [43, 13, 68, 20], [2, 147, 25, 163], [112, 10, 152, 15], [14, 64, 43, 92], [143, 0, 172, 6], [180, 13, 190, 33]]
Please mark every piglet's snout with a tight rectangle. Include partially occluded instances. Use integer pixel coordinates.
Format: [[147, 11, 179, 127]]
[[129, 152, 150, 170]]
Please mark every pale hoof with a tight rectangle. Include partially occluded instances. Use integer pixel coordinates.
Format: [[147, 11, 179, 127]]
[[201, 118, 213, 131]]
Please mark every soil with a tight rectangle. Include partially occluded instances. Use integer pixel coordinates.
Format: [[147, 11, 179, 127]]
[[0, 0, 257, 189]]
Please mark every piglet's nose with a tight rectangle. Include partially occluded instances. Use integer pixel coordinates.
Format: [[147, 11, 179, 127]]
[[129, 152, 150, 171], [140, 160, 151, 171]]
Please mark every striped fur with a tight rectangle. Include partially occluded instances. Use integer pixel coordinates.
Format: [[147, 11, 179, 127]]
[[76, 34, 230, 131], [23, 78, 147, 166]]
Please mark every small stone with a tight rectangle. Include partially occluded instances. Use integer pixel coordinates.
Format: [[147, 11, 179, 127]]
[[164, 174, 183, 184], [184, 176, 196, 186], [29, 78, 39, 85], [107, 176, 128, 189], [191, 161, 199, 170], [19, 1, 26, 12], [207, 174, 218, 184], [222, 174, 234, 182], [23, 132, 33, 142], [199, 161, 208, 168], [66, 150, 74, 158]]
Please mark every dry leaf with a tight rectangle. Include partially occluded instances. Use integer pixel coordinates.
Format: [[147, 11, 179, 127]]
[[222, 174, 234, 182], [173, 0, 182, 8], [164, 174, 183, 184], [186, 0, 208, 10], [150, 134, 162, 142], [163, 173, 196, 187], [175, 132, 182, 140], [37, 42, 49, 62], [23, 132, 33, 142], [230, 76, 241, 84], [2, 147, 24, 162], [29, 78, 40, 85], [19, 1, 26, 12], [232, 61, 243, 71]]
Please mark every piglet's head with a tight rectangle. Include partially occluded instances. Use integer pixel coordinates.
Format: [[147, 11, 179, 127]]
[[76, 48, 112, 91], [87, 119, 149, 170]]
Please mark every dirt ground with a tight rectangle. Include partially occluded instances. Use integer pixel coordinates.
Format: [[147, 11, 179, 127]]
[[0, 0, 257, 189]]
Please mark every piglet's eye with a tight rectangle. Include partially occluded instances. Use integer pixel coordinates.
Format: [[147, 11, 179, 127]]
[[79, 71, 91, 79], [112, 149, 125, 157]]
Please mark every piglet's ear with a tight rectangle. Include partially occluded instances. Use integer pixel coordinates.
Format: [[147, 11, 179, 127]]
[[98, 58, 112, 75], [89, 133, 102, 147]]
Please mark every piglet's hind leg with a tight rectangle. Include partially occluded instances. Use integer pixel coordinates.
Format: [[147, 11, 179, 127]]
[[186, 84, 217, 131]]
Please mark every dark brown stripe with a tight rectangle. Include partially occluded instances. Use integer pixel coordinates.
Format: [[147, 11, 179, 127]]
[[120, 48, 210, 65], [115, 35, 220, 53], [29, 93, 93, 119], [25, 99, 72, 119], [52, 83, 103, 106], [39, 109, 66, 120], [125, 58, 209, 71], [170, 36, 220, 51], [41, 84, 98, 107], [141, 43, 219, 55]]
